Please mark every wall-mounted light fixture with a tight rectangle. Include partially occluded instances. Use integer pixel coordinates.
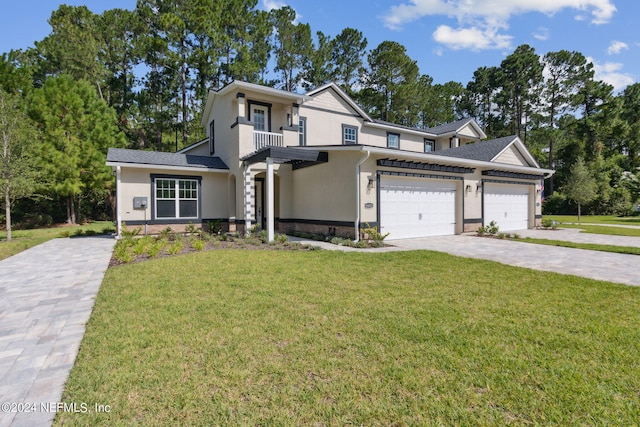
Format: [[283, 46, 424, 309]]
[[367, 176, 376, 189], [476, 183, 481, 193], [536, 188, 541, 194], [465, 184, 472, 192]]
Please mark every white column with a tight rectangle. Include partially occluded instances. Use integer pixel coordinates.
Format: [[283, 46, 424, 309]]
[[266, 157, 275, 242], [244, 164, 252, 235], [116, 165, 122, 238]]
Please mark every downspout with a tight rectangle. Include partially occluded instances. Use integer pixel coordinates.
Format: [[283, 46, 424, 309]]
[[354, 150, 370, 243], [116, 165, 122, 239]]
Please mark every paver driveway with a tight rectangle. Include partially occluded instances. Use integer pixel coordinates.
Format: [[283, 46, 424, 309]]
[[0, 236, 115, 427], [389, 230, 640, 287]]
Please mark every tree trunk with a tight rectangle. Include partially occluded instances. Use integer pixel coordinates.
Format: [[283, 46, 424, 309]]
[[577, 202, 581, 222], [5, 189, 11, 241], [67, 195, 76, 224]]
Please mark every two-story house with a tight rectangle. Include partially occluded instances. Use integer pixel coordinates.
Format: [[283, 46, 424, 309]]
[[106, 80, 554, 240]]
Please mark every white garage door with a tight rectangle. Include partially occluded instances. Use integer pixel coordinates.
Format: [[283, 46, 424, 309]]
[[484, 183, 530, 232], [380, 176, 457, 239]]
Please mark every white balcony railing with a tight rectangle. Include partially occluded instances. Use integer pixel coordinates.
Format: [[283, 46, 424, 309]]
[[254, 130, 283, 151]]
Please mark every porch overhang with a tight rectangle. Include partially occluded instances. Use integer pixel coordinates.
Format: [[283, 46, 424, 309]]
[[241, 146, 328, 170]]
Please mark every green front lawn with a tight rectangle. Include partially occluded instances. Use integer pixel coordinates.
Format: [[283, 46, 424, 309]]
[[544, 214, 640, 226], [516, 237, 640, 255], [556, 223, 640, 237], [0, 221, 115, 260], [56, 250, 640, 426]]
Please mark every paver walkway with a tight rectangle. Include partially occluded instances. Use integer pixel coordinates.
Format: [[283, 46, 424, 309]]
[[0, 236, 115, 427]]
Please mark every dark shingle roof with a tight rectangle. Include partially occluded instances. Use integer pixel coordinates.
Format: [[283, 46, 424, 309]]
[[107, 148, 228, 170], [431, 135, 517, 162], [423, 118, 474, 135]]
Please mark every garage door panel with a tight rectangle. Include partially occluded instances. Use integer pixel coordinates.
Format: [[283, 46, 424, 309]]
[[380, 177, 457, 239], [484, 184, 529, 232]]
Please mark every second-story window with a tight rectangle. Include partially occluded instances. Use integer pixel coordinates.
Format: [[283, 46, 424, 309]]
[[343, 125, 358, 145], [299, 117, 307, 146], [424, 138, 435, 153], [387, 132, 400, 149]]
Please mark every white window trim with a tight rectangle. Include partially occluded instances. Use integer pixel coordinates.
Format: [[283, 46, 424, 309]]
[[154, 177, 199, 220], [387, 132, 400, 149], [342, 124, 358, 145]]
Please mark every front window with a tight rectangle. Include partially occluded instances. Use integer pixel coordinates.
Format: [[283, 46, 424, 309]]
[[343, 125, 358, 145], [424, 138, 435, 153], [387, 132, 400, 149], [155, 178, 199, 219]]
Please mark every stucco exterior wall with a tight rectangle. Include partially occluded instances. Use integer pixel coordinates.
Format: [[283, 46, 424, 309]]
[[290, 151, 359, 222], [118, 167, 229, 226]]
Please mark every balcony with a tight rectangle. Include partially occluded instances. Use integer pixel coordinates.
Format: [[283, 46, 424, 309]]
[[254, 130, 283, 151]]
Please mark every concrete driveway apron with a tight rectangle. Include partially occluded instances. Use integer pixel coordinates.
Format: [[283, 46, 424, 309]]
[[0, 236, 114, 427], [388, 231, 640, 287]]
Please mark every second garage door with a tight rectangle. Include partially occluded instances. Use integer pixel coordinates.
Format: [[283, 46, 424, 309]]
[[484, 183, 530, 231], [379, 176, 457, 239]]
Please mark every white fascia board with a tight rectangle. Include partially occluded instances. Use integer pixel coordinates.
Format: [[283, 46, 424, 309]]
[[491, 137, 541, 168], [364, 121, 437, 138], [200, 89, 216, 127], [106, 161, 229, 174], [219, 81, 312, 103], [301, 145, 554, 177]]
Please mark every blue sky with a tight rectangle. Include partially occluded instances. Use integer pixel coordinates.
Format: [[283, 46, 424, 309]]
[[1, 0, 637, 92]]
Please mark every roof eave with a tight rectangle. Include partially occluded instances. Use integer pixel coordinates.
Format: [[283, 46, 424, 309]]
[[297, 145, 553, 177], [106, 161, 229, 174], [364, 121, 437, 138]]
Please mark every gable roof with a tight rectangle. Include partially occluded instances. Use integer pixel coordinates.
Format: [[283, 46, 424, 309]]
[[431, 135, 540, 167], [306, 82, 372, 121], [424, 118, 487, 139], [106, 148, 228, 170]]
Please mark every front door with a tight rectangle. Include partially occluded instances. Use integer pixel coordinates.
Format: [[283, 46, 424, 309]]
[[255, 178, 265, 229]]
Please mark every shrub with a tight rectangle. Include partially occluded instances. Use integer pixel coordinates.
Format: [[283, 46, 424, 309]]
[[147, 243, 162, 257], [159, 226, 175, 241], [120, 223, 141, 238], [541, 218, 557, 230], [113, 243, 133, 263], [362, 223, 390, 242], [207, 220, 222, 235], [192, 238, 205, 251], [275, 234, 288, 244], [168, 241, 184, 255], [185, 222, 198, 235], [487, 221, 499, 235]]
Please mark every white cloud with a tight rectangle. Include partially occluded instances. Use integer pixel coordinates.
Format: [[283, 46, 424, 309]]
[[607, 40, 629, 55], [587, 57, 635, 92], [263, 0, 286, 10], [261, 0, 302, 22], [383, 0, 616, 52], [533, 27, 549, 41], [433, 25, 512, 51]]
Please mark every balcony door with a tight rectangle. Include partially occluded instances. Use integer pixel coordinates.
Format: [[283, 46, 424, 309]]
[[249, 101, 271, 132]]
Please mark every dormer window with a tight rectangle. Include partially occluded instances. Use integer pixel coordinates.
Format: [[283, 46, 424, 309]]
[[424, 138, 435, 153]]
